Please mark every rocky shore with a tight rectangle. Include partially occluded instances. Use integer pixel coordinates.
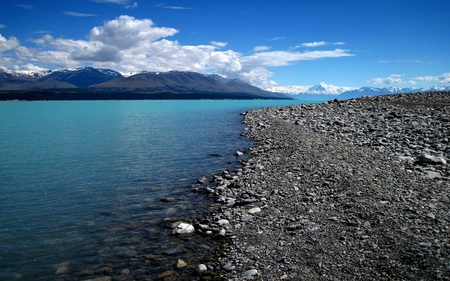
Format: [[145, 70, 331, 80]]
[[183, 91, 449, 281]]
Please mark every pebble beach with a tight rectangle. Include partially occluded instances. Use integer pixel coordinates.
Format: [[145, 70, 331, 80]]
[[182, 91, 449, 281]]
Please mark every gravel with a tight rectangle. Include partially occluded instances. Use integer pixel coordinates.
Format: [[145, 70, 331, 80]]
[[175, 91, 449, 281]]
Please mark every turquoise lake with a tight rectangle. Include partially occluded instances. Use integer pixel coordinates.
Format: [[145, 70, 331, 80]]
[[0, 99, 311, 280]]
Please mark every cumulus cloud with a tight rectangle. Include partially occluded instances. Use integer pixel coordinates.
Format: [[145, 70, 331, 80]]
[[238, 67, 277, 89], [2, 15, 356, 87], [88, 16, 177, 49], [0, 24, 5, 29], [0, 34, 20, 52]]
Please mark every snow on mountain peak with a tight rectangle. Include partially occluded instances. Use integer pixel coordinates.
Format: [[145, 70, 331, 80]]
[[267, 82, 356, 95]]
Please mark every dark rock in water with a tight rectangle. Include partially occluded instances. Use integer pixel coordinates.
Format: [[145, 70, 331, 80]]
[[209, 153, 223, 157], [197, 176, 208, 184], [156, 270, 175, 279], [161, 217, 185, 228], [159, 197, 175, 203]]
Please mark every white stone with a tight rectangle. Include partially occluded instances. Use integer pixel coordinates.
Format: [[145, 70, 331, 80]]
[[217, 219, 230, 227], [248, 207, 261, 214], [195, 264, 207, 274], [243, 269, 258, 278], [173, 223, 195, 235]]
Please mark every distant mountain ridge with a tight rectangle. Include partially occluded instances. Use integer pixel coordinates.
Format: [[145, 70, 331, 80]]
[[269, 82, 450, 101], [38, 66, 123, 88], [0, 67, 288, 100]]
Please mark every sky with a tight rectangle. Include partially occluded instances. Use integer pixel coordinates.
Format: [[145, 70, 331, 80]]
[[0, 0, 449, 90]]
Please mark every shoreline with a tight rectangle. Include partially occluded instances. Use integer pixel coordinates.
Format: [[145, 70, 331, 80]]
[[187, 91, 449, 280]]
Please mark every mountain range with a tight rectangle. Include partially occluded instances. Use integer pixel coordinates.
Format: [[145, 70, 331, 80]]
[[1, 67, 448, 101], [269, 82, 450, 101], [0, 67, 289, 100]]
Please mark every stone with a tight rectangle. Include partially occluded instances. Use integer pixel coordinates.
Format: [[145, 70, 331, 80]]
[[84, 277, 112, 281], [55, 262, 69, 275], [177, 259, 188, 268], [236, 151, 244, 156], [156, 270, 175, 279], [173, 222, 195, 235], [121, 268, 130, 274], [197, 176, 208, 184], [217, 219, 231, 227], [424, 170, 441, 179], [243, 269, 258, 278], [195, 264, 208, 275], [248, 207, 261, 214], [418, 153, 447, 165]]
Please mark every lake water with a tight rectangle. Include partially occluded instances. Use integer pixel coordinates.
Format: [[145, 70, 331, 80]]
[[0, 99, 310, 280]]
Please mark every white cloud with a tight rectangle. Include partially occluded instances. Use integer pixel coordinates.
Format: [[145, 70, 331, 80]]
[[268, 36, 285, 41], [377, 60, 430, 64], [242, 49, 354, 67], [300, 41, 326, 47], [155, 4, 192, 10], [369, 73, 450, 86], [17, 4, 33, 9], [238, 67, 277, 89], [64, 11, 97, 17], [414, 73, 450, 84], [0, 34, 20, 52], [2, 16, 356, 88], [296, 41, 345, 48], [369, 74, 406, 85], [0, 24, 6, 29], [88, 16, 178, 49], [253, 46, 271, 52], [210, 41, 228, 48], [92, 0, 137, 8]]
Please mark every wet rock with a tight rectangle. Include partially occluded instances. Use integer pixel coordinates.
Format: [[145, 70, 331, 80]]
[[172, 222, 195, 235], [195, 264, 207, 275], [156, 270, 175, 279], [177, 259, 188, 268], [55, 262, 70, 275]]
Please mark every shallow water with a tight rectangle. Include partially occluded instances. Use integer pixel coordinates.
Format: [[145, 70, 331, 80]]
[[0, 99, 309, 280]]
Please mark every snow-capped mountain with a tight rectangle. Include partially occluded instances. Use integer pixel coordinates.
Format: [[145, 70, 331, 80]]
[[0, 67, 289, 100], [0, 68, 52, 80], [38, 66, 123, 87], [305, 82, 356, 95], [267, 82, 450, 101], [267, 82, 356, 95]]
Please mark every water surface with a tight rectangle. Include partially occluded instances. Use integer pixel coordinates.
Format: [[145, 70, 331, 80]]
[[0, 99, 309, 280]]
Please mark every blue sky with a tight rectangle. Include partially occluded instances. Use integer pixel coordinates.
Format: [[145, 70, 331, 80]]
[[0, 0, 449, 90]]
